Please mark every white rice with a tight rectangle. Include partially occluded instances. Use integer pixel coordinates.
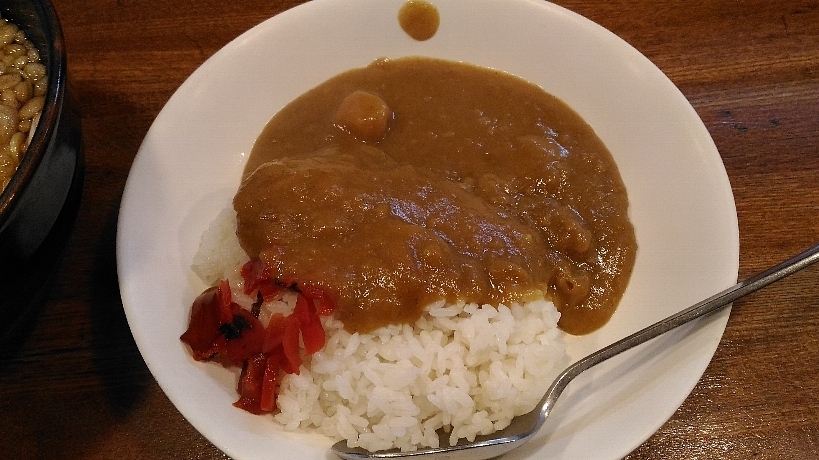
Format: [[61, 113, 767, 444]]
[[192, 207, 567, 452]]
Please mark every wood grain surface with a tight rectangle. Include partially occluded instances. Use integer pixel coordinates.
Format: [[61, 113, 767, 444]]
[[1, 0, 817, 458]]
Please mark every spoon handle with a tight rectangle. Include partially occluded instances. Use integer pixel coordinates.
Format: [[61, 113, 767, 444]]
[[540, 242, 819, 421]]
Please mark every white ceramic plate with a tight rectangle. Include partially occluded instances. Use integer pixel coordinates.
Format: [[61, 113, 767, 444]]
[[117, 0, 739, 459]]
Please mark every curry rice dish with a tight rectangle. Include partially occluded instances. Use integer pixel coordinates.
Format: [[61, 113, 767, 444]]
[[187, 57, 637, 451]]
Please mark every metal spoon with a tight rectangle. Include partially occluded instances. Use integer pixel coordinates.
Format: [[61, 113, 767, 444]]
[[332, 242, 819, 460]]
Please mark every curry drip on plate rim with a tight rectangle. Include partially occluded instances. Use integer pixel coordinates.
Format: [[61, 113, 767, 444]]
[[398, 0, 440, 41]]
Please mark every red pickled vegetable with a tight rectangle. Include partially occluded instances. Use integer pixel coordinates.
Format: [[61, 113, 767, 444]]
[[221, 309, 266, 365], [180, 281, 235, 360], [260, 352, 284, 412], [241, 258, 269, 295], [300, 283, 337, 316], [263, 312, 286, 353], [234, 353, 268, 414], [182, 258, 337, 415], [292, 291, 315, 325], [281, 314, 302, 374], [287, 290, 327, 357], [301, 316, 326, 355], [241, 258, 282, 299]]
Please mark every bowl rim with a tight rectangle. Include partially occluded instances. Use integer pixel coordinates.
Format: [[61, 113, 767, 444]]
[[0, 0, 67, 224]]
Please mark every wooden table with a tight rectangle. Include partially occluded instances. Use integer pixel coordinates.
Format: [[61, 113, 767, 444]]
[[1, 0, 817, 458]]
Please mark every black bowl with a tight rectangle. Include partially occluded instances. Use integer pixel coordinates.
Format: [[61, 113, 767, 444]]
[[0, 0, 83, 347]]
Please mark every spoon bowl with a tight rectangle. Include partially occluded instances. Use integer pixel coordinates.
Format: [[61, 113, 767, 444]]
[[332, 242, 819, 460]]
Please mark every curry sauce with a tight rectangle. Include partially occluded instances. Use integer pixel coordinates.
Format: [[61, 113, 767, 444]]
[[398, 0, 440, 41], [234, 57, 637, 335]]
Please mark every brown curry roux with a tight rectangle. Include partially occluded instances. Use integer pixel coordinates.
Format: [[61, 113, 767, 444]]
[[234, 57, 637, 335]]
